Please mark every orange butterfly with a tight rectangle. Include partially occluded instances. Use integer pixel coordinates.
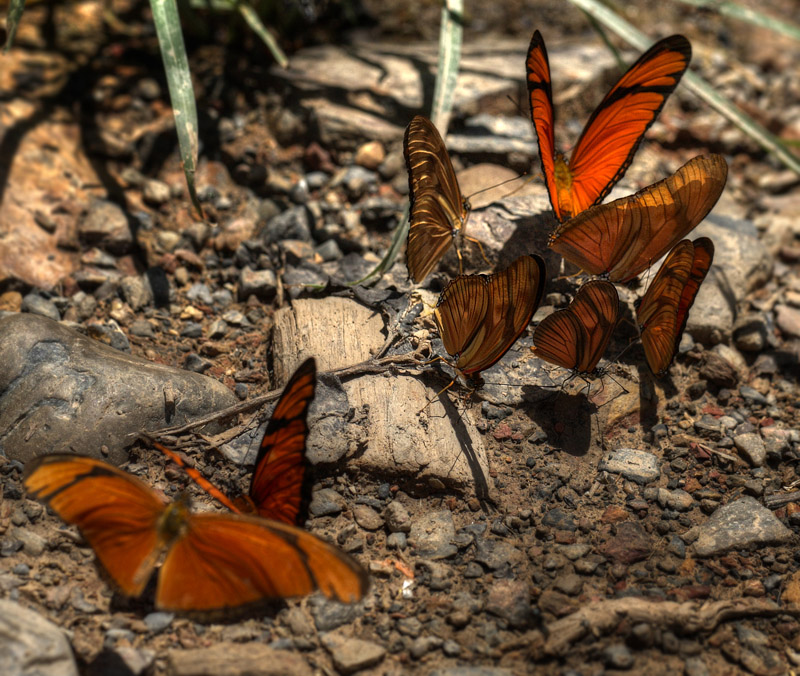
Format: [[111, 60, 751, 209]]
[[155, 358, 316, 525], [636, 237, 714, 376], [434, 254, 546, 383], [548, 154, 727, 283], [405, 115, 471, 283], [24, 454, 369, 612], [527, 31, 691, 222], [531, 280, 620, 375]]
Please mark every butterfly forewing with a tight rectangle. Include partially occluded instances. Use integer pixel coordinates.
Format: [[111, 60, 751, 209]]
[[638, 238, 714, 376], [532, 280, 619, 374], [24, 455, 167, 597], [405, 116, 468, 282], [549, 154, 727, 282], [527, 32, 691, 222], [157, 512, 369, 611], [248, 357, 316, 525], [435, 275, 491, 359]]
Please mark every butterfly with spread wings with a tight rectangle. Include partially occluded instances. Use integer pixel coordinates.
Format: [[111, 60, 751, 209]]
[[548, 154, 727, 283], [527, 31, 692, 222], [23, 454, 369, 612], [636, 237, 714, 376], [154, 357, 316, 526]]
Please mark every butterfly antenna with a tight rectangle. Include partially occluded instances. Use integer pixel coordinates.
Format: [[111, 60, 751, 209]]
[[463, 174, 529, 202]]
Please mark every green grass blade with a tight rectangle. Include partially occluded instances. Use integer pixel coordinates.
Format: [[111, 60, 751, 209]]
[[4, 0, 27, 52], [565, 0, 800, 175], [237, 1, 289, 68], [673, 0, 800, 42], [430, 0, 463, 131], [348, 206, 410, 286], [150, 0, 204, 218]]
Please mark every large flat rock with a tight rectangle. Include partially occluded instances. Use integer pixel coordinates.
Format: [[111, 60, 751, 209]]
[[0, 313, 237, 465]]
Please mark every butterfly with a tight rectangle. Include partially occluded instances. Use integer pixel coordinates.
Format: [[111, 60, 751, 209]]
[[434, 254, 546, 383], [636, 237, 714, 376], [548, 154, 727, 283], [23, 454, 369, 612], [404, 115, 471, 283], [154, 357, 316, 526], [531, 280, 620, 375], [527, 31, 692, 222]]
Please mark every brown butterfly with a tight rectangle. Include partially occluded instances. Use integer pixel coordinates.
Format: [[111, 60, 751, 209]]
[[636, 237, 714, 376], [404, 115, 471, 283], [24, 454, 369, 612], [434, 254, 546, 383], [527, 31, 691, 222], [531, 280, 620, 375], [155, 357, 316, 525], [548, 154, 727, 282]]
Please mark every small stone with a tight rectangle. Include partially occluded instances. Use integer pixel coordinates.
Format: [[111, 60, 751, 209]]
[[143, 612, 174, 633], [386, 532, 407, 550], [384, 501, 412, 533], [78, 200, 133, 253], [599, 448, 660, 484], [119, 276, 152, 311], [598, 522, 652, 564], [410, 636, 443, 660], [689, 496, 792, 556], [603, 644, 634, 669], [541, 507, 576, 531], [408, 510, 456, 559], [354, 141, 386, 170], [776, 305, 800, 338], [262, 206, 312, 244], [699, 352, 739, 388], [10, 527, 45, 556], [320, 633, 385, 674], [353, 505, 383, 531], [186, 283, 214, 306], [733, 313, 769, 352], [239, 267, 277, 302], [734, 433, 767, 467], [552, 573, 583, 596], [21, 294, 60, 321], [308, 488, 347, 517], [485, 579, 536, 628]]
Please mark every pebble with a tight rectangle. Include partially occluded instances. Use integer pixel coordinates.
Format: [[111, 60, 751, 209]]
[[473, 538, 524, 571], [684, 656, 711, 676], [354, 141, 386, 170], [599, 448, 660, 484], [186, 283, 214, 306], [776, 304, 800, 338], [687, 496, 792, 556], [408, 510, 456, 559], [78, 200, 133, 253], [384, 501, 412, 533], [308, 488, 347, 517], [353, 504, 383, 531], [119, 276, 152, 311], [262, 206, 312, 244], [143, 612, 174, 633], [541, 507, 576, 531], [485, 579, 536, 628], [734, 433, 767, 467], [308, 596, 361, 632], [657, 488, 695, 512], [386, 532, 407, 550], [10, 527, 46, 556], [21, 294, 60, 321], [598, 522, 652, 564], [130, 319, 155, 338], [552, 573, 583, 596], [320, 632, 385, 674], [238, 267, 277, 301], [740, 386, 768, 406], [603, 644, 634, 669]]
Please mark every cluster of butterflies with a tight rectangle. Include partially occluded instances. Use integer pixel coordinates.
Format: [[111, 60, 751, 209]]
[[405, 31, 728, 382], [24, 358, 370, 613]]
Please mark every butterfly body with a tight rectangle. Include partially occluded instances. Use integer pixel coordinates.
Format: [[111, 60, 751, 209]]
[[527, 31, 692, 222]]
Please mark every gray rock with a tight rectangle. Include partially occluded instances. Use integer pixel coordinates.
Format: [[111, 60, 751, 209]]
[[603, 644, 634, 669], [734, 433, 767, 467], [0, 599, 78, 676], [384, 501, 412, 533], [353, 505, 383, 531], [776, 304, 800, 339], [656, 488, 695, 512], [599, 448, 660, 484], [552, 573, 583, 596], [0, 313, 236, 465], [186, 283, 214, 306], [689, 496, 792, 556], [320, 632, 385, 674], [261, 206, 312, 244], [409, 510, 456, 559], [130, 319, 155, 338], [142, 179, 171, 205], [386, 532, 407, 550], [21, 294, 60, 321], [78, 200, 133, 253], [733, 313, 770, 352], [410, 636, 443, 659], [486, 579, 536, 628], [10, 527, 46, 556], [541, 507, 576, 531], [473, 538, 525, 570], [144, 612, 174, 633], [689, 214, 772, 342], [119, 275, 152, 311], [308, 488, 347, 517], [309, 595, 363, 632], [238, 267, 277, 302], [684, 656, 710, 676]]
